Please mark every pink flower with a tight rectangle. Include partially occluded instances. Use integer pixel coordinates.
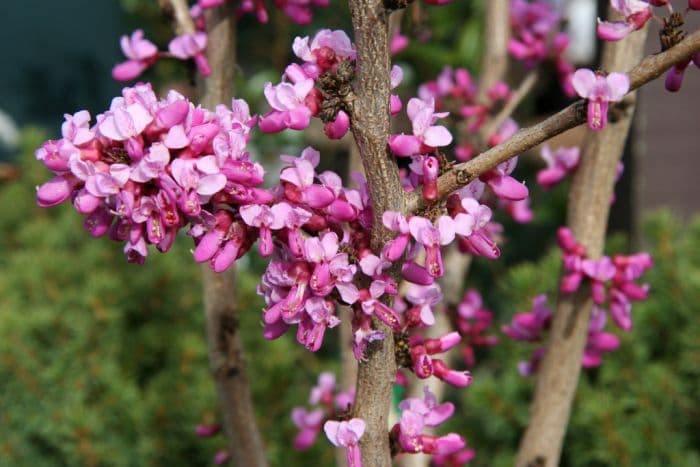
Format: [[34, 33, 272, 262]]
[[409, 216, 455, 277], [168, 32, 211, 76], [537, 144, 580, 189], [480, 155, 528, 201], [292, 29, 355, 76], [112, 30, 159, 81], [292, 407, 324, 450], [324, 418, 365, 467], [259, 79, 315, 133], [388, 98, 452, 157], [572, 69, 629, 131], [240, 204, 286, 256], [98, 100, 153, 143], [597, 0, 652, 41], [309, 372, 336, 405]]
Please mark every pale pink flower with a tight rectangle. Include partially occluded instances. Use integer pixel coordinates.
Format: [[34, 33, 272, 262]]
[[572, 69, 629, 131], [112, 30, 159, 81], [168, 32, 211, 76]]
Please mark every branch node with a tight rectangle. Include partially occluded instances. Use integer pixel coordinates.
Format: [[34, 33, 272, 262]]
[[383, 0, 414, 11], [455, 168, 473, 186]]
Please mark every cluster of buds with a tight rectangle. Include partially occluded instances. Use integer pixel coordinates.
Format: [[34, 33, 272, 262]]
[[508, 0, 575, 96], [194, 0, 328, 25], [112, 29, 210, 81], [395, 329, 473, 387], [34, 83, 266, 267], [558, 227, 653, 331], [255, 147, 372, 351], [291, 373, 364, 466], [452, 289, 499, 367], [390, 387, 472, 462], [260, 29, 357, 139], [291, 372, 356, 450], [500, 228, 654, 375], [502, 294, 624, 374]]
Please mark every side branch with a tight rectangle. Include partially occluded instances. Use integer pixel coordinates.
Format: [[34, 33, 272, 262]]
[[405, 28, 700, 215]]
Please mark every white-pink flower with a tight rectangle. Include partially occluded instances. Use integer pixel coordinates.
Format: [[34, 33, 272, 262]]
[[324, 418, 365, 467], [169, 32, 211, 76], [572, 69, 629, 131]]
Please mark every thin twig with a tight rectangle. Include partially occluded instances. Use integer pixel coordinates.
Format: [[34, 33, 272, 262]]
[[404, 29, 700, 215], [480, 71, 538, 140]]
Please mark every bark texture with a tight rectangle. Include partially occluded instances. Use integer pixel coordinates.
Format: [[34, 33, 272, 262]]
[[347, 2, 405, 466], [514, 15, 649, 467]]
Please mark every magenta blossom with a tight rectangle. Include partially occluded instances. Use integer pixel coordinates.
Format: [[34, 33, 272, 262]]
[[112, 30, 159, 81], [324, 418, 365, 467], [537, 144, 580, 189], [168, 32, 211, 76], [388, 98, 453, 157], [572, 69, 629, 131]]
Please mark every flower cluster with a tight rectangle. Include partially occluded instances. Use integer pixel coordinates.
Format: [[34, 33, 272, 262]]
[[508, 0, 575, 96], [415, 67, 531, 221], [453, 289, 499, 367], [502, 228, 652, 375], [502, 294, 620, 375], [390, 387, 472, 462], [34, 83, 263, 268], [260, 29, 357, 139], [195, 0, 329, 25], [558, 227, 653, 331], [255, 147, 370, 350], [291, 372, 356, 451]]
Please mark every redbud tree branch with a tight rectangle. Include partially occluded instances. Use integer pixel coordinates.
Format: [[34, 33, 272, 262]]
[[405, 28, 700, 216], [514, 15, 649, 467], [161, 1, 268, 465], [347, 1, 405, 466]]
